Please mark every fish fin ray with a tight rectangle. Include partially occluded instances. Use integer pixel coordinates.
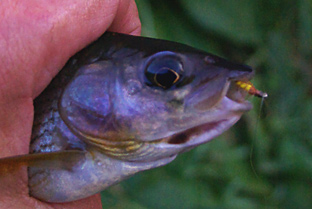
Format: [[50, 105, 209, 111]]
[[0, 150, 86, 174]]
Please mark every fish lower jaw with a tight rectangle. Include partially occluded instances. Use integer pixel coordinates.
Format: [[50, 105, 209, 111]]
[[160, 114, 241, 147], [180, 116, 242, 147], [179, 96, 253, 147]]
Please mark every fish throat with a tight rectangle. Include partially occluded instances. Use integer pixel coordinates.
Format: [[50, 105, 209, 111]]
[[66, 124, 147, 159]]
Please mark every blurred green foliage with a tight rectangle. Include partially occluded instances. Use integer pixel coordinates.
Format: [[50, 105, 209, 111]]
[[101, 0, 312, 208]]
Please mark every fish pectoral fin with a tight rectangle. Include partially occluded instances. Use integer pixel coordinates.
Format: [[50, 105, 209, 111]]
[[0, 150, 86, 174]]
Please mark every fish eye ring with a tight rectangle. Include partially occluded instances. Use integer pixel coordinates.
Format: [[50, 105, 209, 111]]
[[144, 52, 184, 89]]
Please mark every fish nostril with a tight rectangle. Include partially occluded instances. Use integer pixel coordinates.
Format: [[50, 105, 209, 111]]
[[204, 56, 215, 64], [168, 133, 189, 144]]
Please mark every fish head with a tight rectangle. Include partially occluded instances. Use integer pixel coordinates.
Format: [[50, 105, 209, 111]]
[[60, 33, 254, 163], [20, 33, 259, 202]]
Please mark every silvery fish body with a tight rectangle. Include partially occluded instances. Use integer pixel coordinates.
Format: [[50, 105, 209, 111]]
[[27, 32, 253, 202]]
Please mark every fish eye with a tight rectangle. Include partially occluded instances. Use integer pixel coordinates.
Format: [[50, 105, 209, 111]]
[[144, 53, 184, 89]]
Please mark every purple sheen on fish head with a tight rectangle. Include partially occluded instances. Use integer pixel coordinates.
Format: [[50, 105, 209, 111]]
[[59, 63, 117, 139], [109, 50, 253, 143]]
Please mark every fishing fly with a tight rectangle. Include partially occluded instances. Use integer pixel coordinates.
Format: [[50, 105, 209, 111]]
[[236, 81, 268, 98]]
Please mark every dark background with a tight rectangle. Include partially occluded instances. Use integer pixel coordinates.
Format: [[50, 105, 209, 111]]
[[101, 0, 312, 208]]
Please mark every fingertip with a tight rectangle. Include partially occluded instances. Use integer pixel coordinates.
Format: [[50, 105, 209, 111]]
[[108, 0, 142, 36]]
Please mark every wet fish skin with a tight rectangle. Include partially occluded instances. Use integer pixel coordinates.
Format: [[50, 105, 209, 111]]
[[5, 32, 254, 202]]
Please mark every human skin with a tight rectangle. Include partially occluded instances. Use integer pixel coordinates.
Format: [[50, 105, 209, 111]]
[[0, 0, 141, 208]]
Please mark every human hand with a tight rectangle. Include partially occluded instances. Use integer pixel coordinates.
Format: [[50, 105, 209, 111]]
[[0, 0, 141, 208]]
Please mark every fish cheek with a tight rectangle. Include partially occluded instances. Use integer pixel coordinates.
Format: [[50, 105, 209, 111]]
[[59, 73, 114, 139]]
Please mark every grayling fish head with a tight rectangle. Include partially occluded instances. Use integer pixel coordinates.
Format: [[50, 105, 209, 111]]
[[26, 33, 258, 203], [60, 34, 254, 164]]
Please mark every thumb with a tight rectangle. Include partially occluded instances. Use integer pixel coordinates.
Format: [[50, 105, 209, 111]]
[[0, 0, 141, 101]]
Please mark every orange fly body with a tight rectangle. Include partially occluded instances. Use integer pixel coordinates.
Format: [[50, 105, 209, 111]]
[[236, 81, 268, 98]]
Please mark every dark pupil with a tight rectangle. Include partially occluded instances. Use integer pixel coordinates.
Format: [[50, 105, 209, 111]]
[[145, 57, 183, 89], [155, 68, 178, 89]]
